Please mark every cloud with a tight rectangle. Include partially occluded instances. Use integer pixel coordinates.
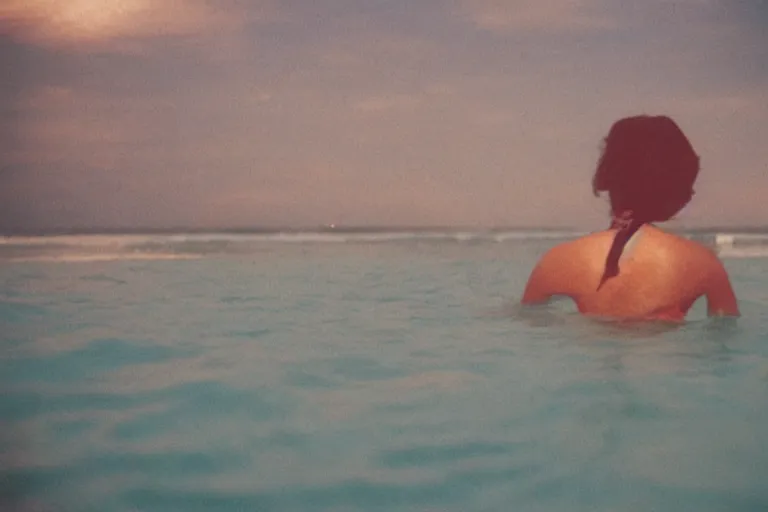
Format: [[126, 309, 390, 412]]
[[352, 94, 422, 114], [459, 0, 615, 32], [1, 1, 766, 230], [0, 0, 277, 51], [19, 85, 73, 110], [674, 90, 768, 119]]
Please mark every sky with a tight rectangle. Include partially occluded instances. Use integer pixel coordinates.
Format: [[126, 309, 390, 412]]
[[0, 0, 766, 231]]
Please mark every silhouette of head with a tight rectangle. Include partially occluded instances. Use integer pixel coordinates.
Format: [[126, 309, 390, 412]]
[[593, 115, 700, 222], [593, 115, 700, 289]]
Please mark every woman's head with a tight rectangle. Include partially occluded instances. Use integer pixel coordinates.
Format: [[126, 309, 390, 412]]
[[592, 115, 700, 222]]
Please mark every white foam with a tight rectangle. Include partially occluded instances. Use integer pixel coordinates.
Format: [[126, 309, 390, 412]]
[[717, 247, 768, 259], [715, 234, 736, 247], [5, 253, 201, 263], [0, 235, 164, 247], [493, 231, 585, 242], [0, 230, 589, 248], [715, 232, 768, 244]]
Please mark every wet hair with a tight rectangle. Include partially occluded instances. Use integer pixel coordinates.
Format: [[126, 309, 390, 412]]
[[593, 115, 700, 289]]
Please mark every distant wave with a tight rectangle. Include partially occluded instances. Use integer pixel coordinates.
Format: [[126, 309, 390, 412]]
[[0, 230, 585, 249], [4, 253, 201, 264], [1, 230, 767, 262], [716, 248, 768, 259], [0, 230, 582, 263], [713, 232, 768, 259]]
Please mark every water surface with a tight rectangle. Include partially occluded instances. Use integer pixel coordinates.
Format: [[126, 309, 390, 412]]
[[1, 233, 767, 511]]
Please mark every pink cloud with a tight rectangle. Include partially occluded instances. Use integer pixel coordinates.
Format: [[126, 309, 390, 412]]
[[459, 0, 615, 32]]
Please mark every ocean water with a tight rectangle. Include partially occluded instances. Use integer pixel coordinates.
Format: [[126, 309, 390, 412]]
[[2, 231, 768, 512]]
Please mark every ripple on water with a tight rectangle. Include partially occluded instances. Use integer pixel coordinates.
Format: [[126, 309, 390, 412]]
[[0, 299, 47, 324], [111, 381, 287, 441], [2, 337, 189, 384], [118, 461, 540, 512], [226, 327, 271, 339], [285, 356, 407, 387], [1, 448, 253, 512], [377, 440, 521, 469]]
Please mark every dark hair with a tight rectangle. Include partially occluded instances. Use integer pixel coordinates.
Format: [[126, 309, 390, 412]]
[[593, 115, 700, 289]]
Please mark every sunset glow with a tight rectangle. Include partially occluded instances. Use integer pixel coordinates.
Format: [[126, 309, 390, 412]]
[[0, 0, 245, 47]]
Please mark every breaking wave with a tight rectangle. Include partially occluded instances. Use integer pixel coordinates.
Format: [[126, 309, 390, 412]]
[[713, 233, 768, 258], [1, 229, 766, 262]]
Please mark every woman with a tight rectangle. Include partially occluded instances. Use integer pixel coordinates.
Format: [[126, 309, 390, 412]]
[[521, 115, 739, 320]]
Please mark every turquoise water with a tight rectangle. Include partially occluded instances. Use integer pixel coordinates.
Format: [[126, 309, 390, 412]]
[[2, 234, 768, 511]]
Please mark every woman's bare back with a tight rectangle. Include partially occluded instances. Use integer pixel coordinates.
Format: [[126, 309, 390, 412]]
[[521, 225, 739, 320]]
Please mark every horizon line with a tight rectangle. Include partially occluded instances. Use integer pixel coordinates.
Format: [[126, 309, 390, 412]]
[[3, 223, 768, 236]]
